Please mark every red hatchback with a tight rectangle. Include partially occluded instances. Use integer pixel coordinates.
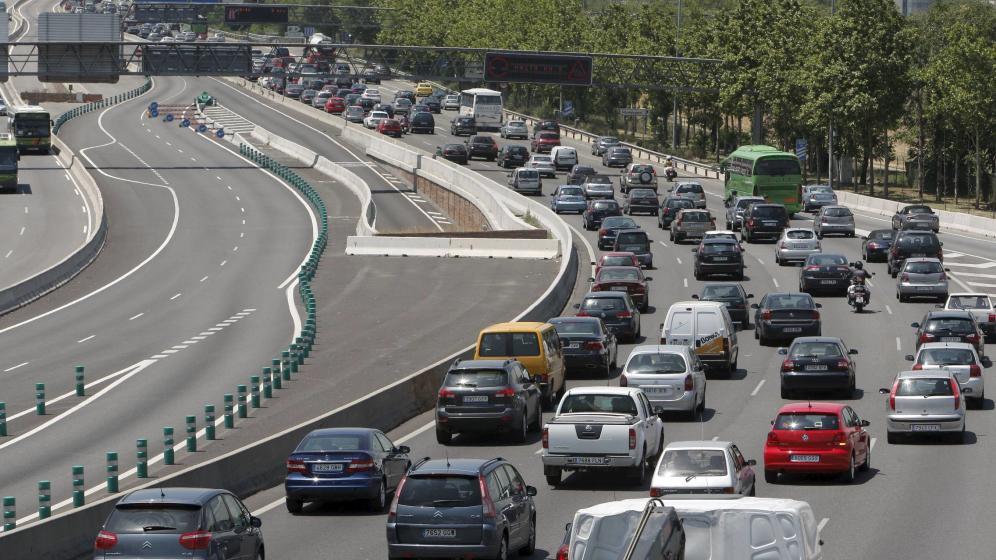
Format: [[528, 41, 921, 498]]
[[377, 118, 403, 138], [763, 402, 870, 484], [325, 97, 346, 114], [531, 131, 561, 153], [595, 252, 640, 274]]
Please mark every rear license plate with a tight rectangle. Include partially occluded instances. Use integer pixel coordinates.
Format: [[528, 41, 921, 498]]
[[763, 221, 777, 226], [820, 279, 837, 285], [805, 364, 828, 371], [941, 337, 961, 342], [790, 455, 820, 463], [713, 257, 728, 262], [911, 253, 926, 257], [567, 342, 581, 349], [917, 286, 932, 292], [610, 286, 628, 291], [644, 386, 671, 394], [567, 456, 608, 465], [911, 424, 940, 432], [423, 529, 456, 538], [784, 327, 802, 333], [311, 463, 343, 473], [463, 395, 488, 403]]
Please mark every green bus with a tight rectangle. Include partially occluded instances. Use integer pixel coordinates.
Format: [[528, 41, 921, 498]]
[[0, 133, 18, 191], [720, 145, 803, 214], [7, 105, 52, 153]]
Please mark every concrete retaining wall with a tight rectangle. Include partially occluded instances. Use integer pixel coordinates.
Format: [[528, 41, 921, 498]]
[[346, 236, 559, 259], [836, 190, 996, 238]]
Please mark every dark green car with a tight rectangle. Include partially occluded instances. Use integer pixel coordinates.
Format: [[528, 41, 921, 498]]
[[196, 91, 215, 106]]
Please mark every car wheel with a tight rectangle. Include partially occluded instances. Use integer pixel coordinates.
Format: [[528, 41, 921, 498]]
[[369, 479, 387, 511], [495, 534, 508, 560], [887, 430, 898, 444], [530, 405, 542, 432], [780, 385, 790, 399], [841, 454, 855, 483], [669, 230, 674, 241], [630, 449, 647, 485], [545, 468, 561, 487], [897, 292, 905, 303], [285, 497, 303, 514], [859, 445, 870, 472], [435, 427, 451, 445], [848, 378, 856, 399], [520, 517, 537, 556], [742, 318, 749, 330], [725, 221, 732, 229], [764, 469, 778, 484], [736, 268, 745, 281], [513, 413, 529, 443]]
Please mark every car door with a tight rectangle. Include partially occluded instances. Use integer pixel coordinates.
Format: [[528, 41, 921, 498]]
[[690, 354, 707, 407], [637, 393, 662, 454], [730, 445, 754, 494], [490, 466, 521, 544], [206, 495, 241, 559], [221, 494, 257, 560], [517, 365, 541, 424], [844, 407, 869, 463], [373, 432, 399, 488], [601, 320, 617, 367], [502, 464, 533, 549]]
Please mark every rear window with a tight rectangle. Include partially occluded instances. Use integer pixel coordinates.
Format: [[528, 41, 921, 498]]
[[948, 295, 990, 310], [751, 205, 787, 218], [540, 133, 559, 140], [297, 434, 367, 451], [807, 254, 848, 266], [610, 147, 631, 155], [615, 232, 648, 245], [630, 189, 656, 198], [601, 255, 635, 267], [517, 169, 539, 178], [789, 342, 842, 358], [667, 199, 695, 209], [587, 176, 612, 185], [553, 321, 599, 336], [478, 332, 540, 357], [682, 212, 710, 222], [657, 450, 727, 477], [631, 165, 654, 174], [766, 294, 816, 310], [774, 413, 839, 430], [785, 230, 815, 240], [626, 353, 686, 374], [676, 184, 703, 193], [560, 394, 638, 415], [906, 205, 933, 214], [823, 208, 852, 217], [755, 158, 801, 176], [471, 136, 494, 145], [869, 230, 894, 240], [897, 233, 940, 249], [701, 285, 740, 299], [559, 187, 584, 197], [702, 242, 738, 254], [508, 146, 528, 155], [581, 297, 624, 312], [903, 261, 943, 274], [592, 201, 619, 211], [573, 166, 595, 175], [104, 504, 201, 533], [399, 475, 481, 508], [925, 318, 975, 334], [918, 348, 976, 366], [598, 268, 641, 282], [444, 370, 509, 388], [896, 378, 954, 397]]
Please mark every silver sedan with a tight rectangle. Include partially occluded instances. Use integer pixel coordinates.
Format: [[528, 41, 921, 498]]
[[907, 342, 988, 407], [775, 228, 821, 265], [500, 121, 528, 139], [896, 258, 948, 301], [526, 155, 556, 178], [881, 370, 968, 443]]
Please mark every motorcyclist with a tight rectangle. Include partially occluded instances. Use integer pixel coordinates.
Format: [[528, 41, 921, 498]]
[[847, 261, 871, 305], [663, 156, 677, 181]]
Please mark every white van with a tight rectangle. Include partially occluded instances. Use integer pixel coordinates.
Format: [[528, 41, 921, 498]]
[[508, 167, 542, 195], [551, 146, 579, 171], [571, 497, 823, 560], [660, 301, 738, 375]]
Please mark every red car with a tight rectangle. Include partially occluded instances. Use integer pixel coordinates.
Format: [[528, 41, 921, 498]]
[[595, 252, 640, 274], [530, 131, 561, 153], [377, 118, 403, 138], [763, 402, 871, 484], [591, 266, 651, 312], [324, 97, 346, 114]]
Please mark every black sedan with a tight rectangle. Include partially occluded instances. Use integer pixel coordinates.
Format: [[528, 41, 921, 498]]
[[752, 292, 822, 346], [450, 116, 477, 136], [861, 229, 895, 262], [693, 238, 745, 280], [583, 200, 622, 230], [423, 96, 442, 113], [575, 291, 641, 343], [567, 164, 597, 185], [693, 283, 753, 329], [778, 337, 858, 398], [625, 188, 659, 216], [597, 216, 639, 249], [497, 145, 529, 168], [549, 316, 618, 375], [798, 253, 853, 295], [658, 196, 695, 229], [441, 143, 469, 165], [465, 135, 498, 161]]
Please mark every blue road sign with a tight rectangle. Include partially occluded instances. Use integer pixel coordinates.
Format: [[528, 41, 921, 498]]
[[562, 100, 574, 118], [150, 109, 159, 118], [149, 101, 158, 111], [216, 129, 225, 138], [795, 138, 808, 162], [181, 118, 190, 127]]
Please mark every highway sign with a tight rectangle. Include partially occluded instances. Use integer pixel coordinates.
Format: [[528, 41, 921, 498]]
[[224, 5, 288, 24], [484, 52, 593, 86], [796, 138, 808, 162], [619, 107, 648, 117], [562, 100, 574, 118]]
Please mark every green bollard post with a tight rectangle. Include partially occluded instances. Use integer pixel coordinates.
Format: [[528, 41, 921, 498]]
[[204, 405, 215, 441], [72, 465, 84, 507], [262, 368, 272, 399], [185, 415, 197, 452], [38, 481, 51, 519], [223, 394, 234, 428], [281, 351, 291, 380], [237, 385, 247, 418], [296, 337, 308, 359], [271, 359, 282, 389], [250, 376, 260, 408], [289, 346, 299, 374], [0, 402, 6, 437], [106, 452, 118, 493], [3, 496, 14, 531], [75, 366, 85, 397], [163, 427, 174, 465], [35, 383, 45, 415], [136, 439, 148, 478]]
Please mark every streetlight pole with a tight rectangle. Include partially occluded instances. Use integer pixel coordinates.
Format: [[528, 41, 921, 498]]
[[827, 0, 835, 188], [672, 0, 682, 150]]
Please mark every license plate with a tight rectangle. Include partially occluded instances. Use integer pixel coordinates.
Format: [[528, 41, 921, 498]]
[[764, 221, 777, 226], [463, 395, 488, 403], [784, 327, 802, 333], [917, 286, 932, 292], [644, 386, 671, 394], [790, 455, 820, 463], [311, 463, 343, 473], [805, 364, 828, 371], [713, 257, 728, 262], [610, 286, 629, 291], [423, 529, 456, 538], [567, 456, 609, 465], [911, 253, 926, 257], [567, 342, 581, 349], [911, 424, 940, 432], [820, 279, 837, 284], [856, 296, 865, 304], [941, 337, 961, 342]]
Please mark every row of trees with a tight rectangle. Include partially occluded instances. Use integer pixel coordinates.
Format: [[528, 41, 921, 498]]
[[365, 0, 995, 207]]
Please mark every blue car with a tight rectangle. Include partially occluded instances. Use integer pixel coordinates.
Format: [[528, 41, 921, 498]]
[[284, 427, 410, 513], [550, 184, 588, 214]]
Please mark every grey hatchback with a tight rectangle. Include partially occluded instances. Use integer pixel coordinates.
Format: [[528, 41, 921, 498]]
[[387, 457, 537, 560], [94, 488, 263, 559]]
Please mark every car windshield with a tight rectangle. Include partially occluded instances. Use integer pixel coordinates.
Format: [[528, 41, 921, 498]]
[[676, 184, 703, 193], [581, 297, 625, 312], [616, 232, 647, 245], [532, 156, 552, 162], [789, 342, 842, 358], [297, 434, 366, 451], [755, 158, 801, 176], [824, 208, 852, 217], [896, 378, 954, 397], [658, 450, 728, 477], [626, 353, 686, 374], [906, 205, 933, 214], [558, 187, 584, 197], [600, 137, 619, 145], [104, 504, 201, 533], [701, 285, 741, 299], [785, 230, 815, 240], [444, 370, 508, 388], [751, 206, 786, 218], [560, 394, 638, 415], [600, 256, 634, 268], [507, 121, 526, 129], [774, 413, 839, 430], [948, 296, 990, 309], [598, 268, 641, 282], [702, 242, 738, 254], [478, 332, 540, 357], [807, 255, 848, 266], [904, 261, 943, 274], [925, 319, 974, 334], [553, 321, 599, 335], [919, 348, 975, 366], [767, 294, 815, 310], [681, 212, 710, 222], [398, 475, 481, 507], [809, 186, 833, 194]]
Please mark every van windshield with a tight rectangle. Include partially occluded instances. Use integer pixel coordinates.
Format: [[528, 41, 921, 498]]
[[657, 450, 727, 477], [478, 332, 540, 357]]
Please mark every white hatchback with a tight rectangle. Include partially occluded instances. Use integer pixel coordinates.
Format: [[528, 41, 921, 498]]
[[650, 440, 757, 497], [619, 345, 706, 418], [363, 110, 389, 129], [907, 342, 989, 407]]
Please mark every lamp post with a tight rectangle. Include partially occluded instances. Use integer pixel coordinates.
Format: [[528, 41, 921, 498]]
[[672, 0, 682, 149]]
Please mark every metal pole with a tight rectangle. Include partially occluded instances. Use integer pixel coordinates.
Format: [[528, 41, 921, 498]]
[[672, 0, 682, 149], [828, 0, 835, 189]]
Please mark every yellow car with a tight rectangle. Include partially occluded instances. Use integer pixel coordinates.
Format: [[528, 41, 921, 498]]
[[415, 82, 433, 97]]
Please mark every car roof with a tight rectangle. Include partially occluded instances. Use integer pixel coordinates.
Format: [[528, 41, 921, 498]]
[[413, 458, 497, 476], [789, 336, 843, 345], [948, 292, 991, 298], [668, 300, 725, 310], [924, 310, 975, 319], [783, 228, 815, 233], [614, 228, 647, 235], [903, 257, 941, 263], [917, 342, 977, 351], [480, 321, 547, 332], [897, 369, 955, 379], [629, 344, 693, 356], [565, 386, 641, 396], [598, 265, 641, 273], [663, 440, 732, 451], [705, 230, 737, 235], [120, 487, 222, 505], [777, 402, 845, 414]]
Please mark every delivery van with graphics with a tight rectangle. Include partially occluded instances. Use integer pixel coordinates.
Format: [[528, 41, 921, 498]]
[[660, 301, 738, 375]]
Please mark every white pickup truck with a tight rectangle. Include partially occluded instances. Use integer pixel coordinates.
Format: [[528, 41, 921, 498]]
[[944, 293, 996, 342], [542, 387, 664, 486]]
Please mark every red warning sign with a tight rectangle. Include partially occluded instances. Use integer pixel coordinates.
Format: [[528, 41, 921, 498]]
[[484, 53, 593, 86]]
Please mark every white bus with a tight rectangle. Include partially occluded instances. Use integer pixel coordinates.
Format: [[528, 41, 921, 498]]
[[459, 88, 502, 131]]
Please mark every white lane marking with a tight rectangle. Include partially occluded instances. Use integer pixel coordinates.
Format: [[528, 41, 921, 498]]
[[77, 335, 95, 344], [675, 257, 682, 264], [757, 258, 765, 265], [190, 156, 197, 161], [242, 219, 246, 225], [150, 354, 168, 359], [216, 176, 223, 180], [867, 279, 875, 288], [235, 195, 241, 201], [233, 246, 239, 252], [129, 313, 144, 320], [896, 337, 901, 351], [773, 278, 780, 288], [220, 260, 227, 266], [171, 344, 188, 350], [155, 134, 160, 139], [252, 495, 288, 517], [3, 361, 28, 372], [73, 188, 80, 196], [952, 272, 996, 279], [967, 281, 996, 288], [885, 305, 893, 315], [208, 327, 224, 331], [166, 141, 172, 146], [199, 331, 215, 336], [3, 249, 11, 258], [170, 292, 182, 300], [23, 206, 27, 214], [200, 275, 209, 282], [870, 437, 877, 451], [396, 421, 437, 444], [240, 232, 245, 238], [817, 518, 829, 535], [192, 336, 207, 340], [534, 446, 544, 455], [751, 379, 766, 397], [658, 241, 668, 247], [227, 185, 232, 190], [241, 207, 245, 213], [177, 148, 184, 153], [18, 226, 25, 236], [683, 278, 688, 288], [711, 435, 719, 441], [162, 349, 179, 354]]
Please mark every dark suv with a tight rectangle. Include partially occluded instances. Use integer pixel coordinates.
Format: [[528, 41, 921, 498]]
[[497, 145, 529, 168], [465, 135, 499, 161], [888, 230, 943, 277], [693, 238, 745, 280], [387, 458, 537, 560], [450, 116, 477, 136], [741, 203, 789, 242], [409, 111, 435, 134], [658, 196, 695, 229], [94, 488, 264, 559], [911, 310, 985, 354], [435, 359, 543, 444]]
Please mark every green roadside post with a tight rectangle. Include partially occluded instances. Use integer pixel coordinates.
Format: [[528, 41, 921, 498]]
[[237, 385, 247, 418], [38, 481, 51, 518], [136, 438, 148, 478], [250, 376, 260, 408], [163, 427, 174, 465], [289, 346, 299, 374], [262, 368, 272, 399], [106, 452, 118, 493], [75, 366, 85, 397], [35, 383, 45, 415], [185, 415, 197, 452], [271, 359, 282, 389], [204, 405, 216, 441], [0, 402, 6, 437], [3, 496, 14, 531], [296, 337, 308, 359], [223, 394, 234, 429], [72, 465, 84, 507], [281, 351, 291, 380]]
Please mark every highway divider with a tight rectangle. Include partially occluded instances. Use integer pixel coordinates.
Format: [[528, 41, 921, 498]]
[[834, 190, 996, 239]]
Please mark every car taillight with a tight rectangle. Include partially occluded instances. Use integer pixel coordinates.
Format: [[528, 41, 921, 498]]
[[747, 218, 755, 228], [766, 432, 779, 444], [722, 486, 736, 494], [438, 388, 455, 399], [347, 458, 376, 473], [598, 228, 608, 236], [911, 362, 923, 370], [387, 475, 406, 522], [939, 272, 947, 281], [710, 218, 716, 227], [830, 433, 847, 447], [629, 428, 637, 449], [684, 375, 693, 391], [632, 284, 645, 293], [542, 427, 549, 448], [576, 311, 590, 317], [812, 310, 821, 320], [778, 241, 785, 249], [94, 531, 118, 550], [989, 313, 996, 323], [950, 379, 961, 408], [495, 388, 516, 397], [479, 475, 497, 519], [286, 459, 307, 474], [901, 273, 909, 282], [179, 530, 212, 550], [663, 208, 671, 216], [591, 284, 603, 292], [867, 242, 879, 249], [970, 364, 982, 377], [919, 333, 935, 343], [966, 333, 980, 344], [890, 246, 898, 256], [762, 310, 772, 320], [676, 218, 683, 226], [557, 543, 570, 560], [889, 380, 898, 410], [650, 487, 663, 497], [836, 359, 849, 370], [781, 359, 794, 372], [585, 341, 604, 350], [617, 311, 633, 319]]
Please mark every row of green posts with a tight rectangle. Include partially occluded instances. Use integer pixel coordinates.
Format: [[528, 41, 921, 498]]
[[52, 78, 153, 134], [0, 127, 329, 532]]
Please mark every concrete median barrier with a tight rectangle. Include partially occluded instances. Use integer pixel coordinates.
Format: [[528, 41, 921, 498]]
[[345, 236, 560, 259], [836, 190, 995, 238]]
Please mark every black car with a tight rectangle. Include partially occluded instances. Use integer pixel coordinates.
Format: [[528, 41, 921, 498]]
[[409, 111, 435, 134], [358, 97, 377, 113], [434, 359, 543, 444], [597, 216, 639, 249], [423, 96, 442, 113], [752, 292, 822, 346], [583, 200, 622, 230], [911, 310, 985, 354], [778, 337, 858, 398], [450, 116, 477, 136], [567, 164, 597, 185], [534, 119, 560, 135], [693, 238, 745, 280], [741, 203, 789, 242], [361, 68, 380, 83], [887, 230, 943, 277], [372, 102, 394, 118], [465, 135, 499, 161], [576, 291, 641, 342], [693, 283, 753, 328], [612, 229, 654, 269], [658, 197, 695, 229], [625, 188, 659, 216], [798, 253, 852, 295], [395, 90, 416, 102], [861, 229, 896, 262], [497, 145, 529, 168], [549, 317, 618, 375], [441, 143, 469, 165]]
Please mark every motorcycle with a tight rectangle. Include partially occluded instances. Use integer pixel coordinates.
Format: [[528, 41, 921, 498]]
[[663, 166, 677, 181], [848, 285, 868, 312]]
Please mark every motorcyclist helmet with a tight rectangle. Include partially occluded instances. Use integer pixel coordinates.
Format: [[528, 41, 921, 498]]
[[853, 261, 863, 270]]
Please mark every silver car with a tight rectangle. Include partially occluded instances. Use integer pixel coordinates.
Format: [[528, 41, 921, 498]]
[[725, 195, 765, 230], [500, 120, 528, 139], [650, 441, 756, 496], [344, 105, 365, 123], [602, 146, 633, 167], [907, 342, 989, 407], [526, 155, 556, 178], [619, 345, 706, 418], [813, 205, 855, 238], [802, 184, 837, 212], [897, 257, 948, 301], [582, 175, 615, 200], [775, 228, 821, 265], [670, 209, 714, 243], [671, 181, 706, 209], [550, 185, 587, 214], [312, 91, 333, 108], [442, 94, 459, 110], [892, 204, 939, 232], [881, 370, 968, 443], [591, 136, 620, 156]]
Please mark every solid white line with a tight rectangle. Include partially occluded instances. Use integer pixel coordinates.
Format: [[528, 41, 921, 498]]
[[750, 379, 766, 397], [200, 275, 209, 282], [866, 279, 875, 288], [129, 312, 144, 321], [658, 241, 668, 247], [885, 305, 893, 315], [3, 361, 28, 372], [675, 257, 682, 264], [395, 420, 437, 444], [252, 495, 286, 517], [170, 293, 182, 300], [817, 518, 829, 534], [896, 337, 901, 351], [773, 278, 780, 288], [77, 335, 95, 344]]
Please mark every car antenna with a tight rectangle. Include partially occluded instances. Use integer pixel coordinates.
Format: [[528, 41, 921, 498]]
[[159, 485, 166, 499], [445, 448, 450, 468], [808, 400, 812, 409]]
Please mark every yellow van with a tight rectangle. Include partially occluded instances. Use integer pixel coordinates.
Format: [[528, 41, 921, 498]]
[[475, 322, 566, 408]]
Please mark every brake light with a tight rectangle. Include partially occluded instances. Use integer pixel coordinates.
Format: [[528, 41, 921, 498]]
[[616, 310, 633, 319], [598, 228, 608, 236], [388, 475, 406, 522], [438, 388, 455, 399], [781, 359, 794, 372], [889, 380, 898, 410], [766, 432, 779, 444], [950, 379, 961, 408], [830, 433, 847, 447], [286, 459, 307, 474], [867, 242, 879, 249], [663, 208, 671, 216], [585, 341, 604, 350], [722, 486, 736, 494], [747, 218, 755, 228], [650, 487, 663, 497], [179, 530, 212, 550], [619, 375, 627, 387], [557, 543, 570, 560], [347, 458, 376, 473], [966, 333, 980, 344], [836, 358, 850, 370], [939, 272, 947, 281], [762, 310, 772, 320], [629, 428, 637, 450], [901, 273, 909, 282], [812, 310, 821, 321], [710, 218, 716, 227], [495, 388, 516, 397], [94, 531, 118, 550], [989, 313, 996, 323], [684, 375, 693, 391], [970, 364, 982, 377], [632, 284, 645, 293], [911, 362, 923, 370], [919, 333, 935, 343], [542, 427, 549, 448], [479, 475, 497, 519], [778, 241, 785, 249], [576, 311, 590, 317]]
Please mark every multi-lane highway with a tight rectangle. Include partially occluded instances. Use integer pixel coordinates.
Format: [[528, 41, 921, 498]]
[[227, 74, 996, 559]]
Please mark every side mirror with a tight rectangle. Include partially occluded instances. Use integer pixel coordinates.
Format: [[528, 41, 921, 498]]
[[982, 357, 992, 368], [849, 348, 859, 355], [750, 303, 759, 309], [653, 405, 665, 414], [879, 388, 890, 394], [691, 294, 699, 299], [945, 268, 950, 272], [690, 248, 697, 253], [746, 293, 754, 298], [250, 516, 263, 528], [747, 459, 757, 466], [588, 277, 595, 282], [911, 322, 920, 328], [645, 277, 653, 281], [526, 485, 538, 497], [860, 419, 871, 427], [395, 445, 411, 454], [861, 236, 868, 240], [573, 303, 581, 309], [815, 303, 822, 308], [777, 347, 788, 355], [905, 354, 914, 361], [770, 420, 774, 426]]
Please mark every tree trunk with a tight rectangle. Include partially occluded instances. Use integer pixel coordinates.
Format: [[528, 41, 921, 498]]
[[953, 148, 959, 206], [916, 89, 925, 201], [974, 126, 982, 210]]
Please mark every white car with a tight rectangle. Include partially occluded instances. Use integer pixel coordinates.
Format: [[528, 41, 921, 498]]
[[650, 441, 756, 496], [500, 120, 528, 139], [363, 110, 389, 129], [619, 345, 706, 419], [526, 155, 556, 178], [907, 342, 989, 406], [442, 94, 459, 110], [944, 293, 996, 341], [881, 369, 968, 443], [775, 228, 821, 265], [361, 88, 381, 103]]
